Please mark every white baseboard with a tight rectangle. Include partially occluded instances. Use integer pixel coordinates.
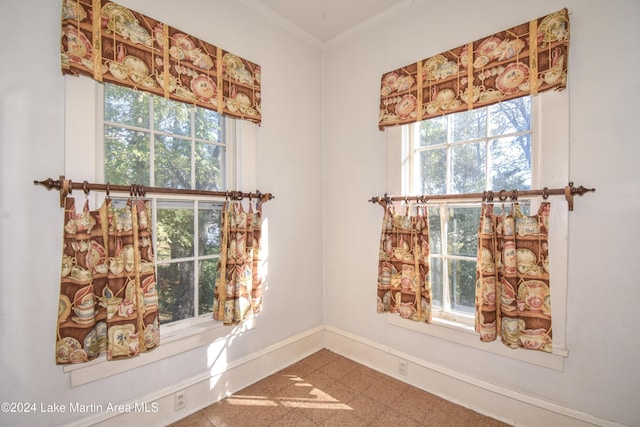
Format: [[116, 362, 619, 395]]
[[66, 325, 623, 427], [70, 326, 324, 427], [323, 325, 624, 427]]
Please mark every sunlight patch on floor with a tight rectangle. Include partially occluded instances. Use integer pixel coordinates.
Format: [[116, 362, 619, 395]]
[[224, 396, 280, 407], [226, 375, 354, 411]]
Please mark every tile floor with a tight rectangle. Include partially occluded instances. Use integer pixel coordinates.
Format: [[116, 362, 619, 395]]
[[169, 349, 509, 426]]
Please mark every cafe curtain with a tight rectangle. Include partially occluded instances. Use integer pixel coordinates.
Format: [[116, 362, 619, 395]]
[[213, 199, 264, 325], [378, 8, 569, 130], [56, 196, 160, 364], [475, 202, 552, 352], [377, 204, 432, 323], [61, 0, 261, 124]]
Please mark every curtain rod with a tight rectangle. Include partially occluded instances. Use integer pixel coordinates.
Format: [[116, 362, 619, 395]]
[[369, 182, 594, 211], [34, 176, 274, 208]]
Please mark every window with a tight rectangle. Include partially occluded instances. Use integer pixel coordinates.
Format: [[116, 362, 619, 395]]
[[63, 75, 257, 384], [406, 97, 533, 324], [102, 84, 229, 326], [389, 90, 570, 368]]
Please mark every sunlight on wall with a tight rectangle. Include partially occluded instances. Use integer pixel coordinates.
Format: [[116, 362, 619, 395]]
[[261, 217, 269, 288], [205, 217, 268, 394], [206, 336, 229, 376]]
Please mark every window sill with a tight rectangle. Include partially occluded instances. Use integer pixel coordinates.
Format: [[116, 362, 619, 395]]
[[386, 314, 567, 371], [63, 318, 256, 387]]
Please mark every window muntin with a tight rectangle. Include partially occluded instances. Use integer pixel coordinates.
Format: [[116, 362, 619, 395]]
[[408, 96, 532, 322], [103, 83, 228, 326]]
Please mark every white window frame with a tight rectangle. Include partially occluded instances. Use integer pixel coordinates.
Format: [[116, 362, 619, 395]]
[[387, 90, 570, 370], [62, 76, 257, 385]]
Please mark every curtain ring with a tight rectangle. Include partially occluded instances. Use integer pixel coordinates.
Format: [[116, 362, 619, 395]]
[[82, 180, 90, 195], [105, 182, 110, 198], [498, 189, 507, 202], [140, 184, 146, 197], [511, 189, 518, 201], [542, 187, 549, 200], [487, 191, 494, 202], [64, 179, 73, 196]]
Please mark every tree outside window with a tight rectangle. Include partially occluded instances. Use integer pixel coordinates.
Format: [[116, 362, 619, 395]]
[[103, 84, 228, 325], [409, 96, 532, 318]]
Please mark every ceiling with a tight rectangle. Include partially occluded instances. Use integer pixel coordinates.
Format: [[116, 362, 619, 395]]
[[241, 0, 420, 45]]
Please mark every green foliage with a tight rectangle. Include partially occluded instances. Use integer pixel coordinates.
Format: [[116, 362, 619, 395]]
[[103, 83, 225, 324], [157, 262, 194, 323], [417, 97, 532, 313]]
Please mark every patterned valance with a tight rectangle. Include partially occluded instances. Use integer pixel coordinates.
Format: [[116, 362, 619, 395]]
[[378, 8, 569, 130], [61, 0, 261, 124]]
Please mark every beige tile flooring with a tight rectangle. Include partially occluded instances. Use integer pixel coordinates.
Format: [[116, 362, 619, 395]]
[[170, 349, 509, 426]]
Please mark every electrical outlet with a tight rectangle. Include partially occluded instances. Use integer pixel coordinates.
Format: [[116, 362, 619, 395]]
[[398, 359, 408, 376], [174, 391, 186, 411]]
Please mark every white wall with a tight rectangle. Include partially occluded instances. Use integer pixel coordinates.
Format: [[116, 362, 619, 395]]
[[0, 0, 323, 426], [2, 0, 640, 426], [323, 1, 640, 426]]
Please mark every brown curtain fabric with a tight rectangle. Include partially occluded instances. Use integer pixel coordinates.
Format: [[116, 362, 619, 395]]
[[57, 197, 160, 364], [378, 8, 569, 130], [213, 200, 264, 325], [377, 204, 432, 323], [475, 202, 552, 352], [61, 0, 261, 124]]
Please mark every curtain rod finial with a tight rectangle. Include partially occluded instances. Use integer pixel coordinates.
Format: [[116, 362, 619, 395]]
[[33, 178, 60, 190]]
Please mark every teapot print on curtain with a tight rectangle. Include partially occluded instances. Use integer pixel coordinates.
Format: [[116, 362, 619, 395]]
[[376, 203, 432, 323], [56, 196, 160, 364], [475, 202, 552, 352]]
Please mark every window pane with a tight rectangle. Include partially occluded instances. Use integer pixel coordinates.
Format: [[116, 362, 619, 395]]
[[154, 97, 192, 136], [449, 142, 485, 194], [195, 142, 224, 191], [418, 148, 446, 194], [198, 259, 216, 315], [452, 108, 486, 142], [418, 116, 447, 146], [447, 206, 481, 257], [195, 107, 222, 142], [489, 134, 531, 191], [102, 83, 230, 328], [427, 206, 442, 255], [430, 257, 443, 309], [104, 126, 150, 185], [489, 96, 531, 136], [157, 262, 194, 324], [408, 93, 535, 321], [155, 136, 192, 189], [104, 84, 150, 127], [448, 258, 476, 312], [198, 202, 222, 256], [156, 200, 194, 260]]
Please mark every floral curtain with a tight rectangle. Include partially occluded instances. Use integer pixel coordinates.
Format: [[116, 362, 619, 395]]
[[377, 204, 431, 322], [475, 202, 552, 352], [61, 0, 261, 124], [56, 196, 160, 364], [213, 199, 264, 325], [378, 8, 569, 130]]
